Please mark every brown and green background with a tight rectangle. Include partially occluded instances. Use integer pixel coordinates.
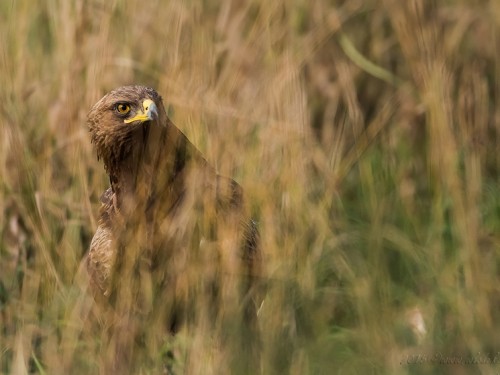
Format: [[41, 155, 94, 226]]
[[1, 1, 499, 374]]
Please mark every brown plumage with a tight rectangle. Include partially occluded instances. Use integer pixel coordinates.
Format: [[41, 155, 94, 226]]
[[85, 85, 261, 371]]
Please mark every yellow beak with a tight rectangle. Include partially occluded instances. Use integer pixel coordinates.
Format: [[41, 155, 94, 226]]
[[124, 99, 158, 123]]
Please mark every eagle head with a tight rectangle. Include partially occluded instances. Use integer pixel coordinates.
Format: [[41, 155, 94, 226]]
[[87, 85, 167, 176]]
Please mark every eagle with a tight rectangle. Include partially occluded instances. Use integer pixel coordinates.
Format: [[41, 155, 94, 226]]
[[85, 85, 261, 371]]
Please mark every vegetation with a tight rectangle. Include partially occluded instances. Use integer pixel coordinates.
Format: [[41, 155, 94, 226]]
[[1, 0, 499, 374]]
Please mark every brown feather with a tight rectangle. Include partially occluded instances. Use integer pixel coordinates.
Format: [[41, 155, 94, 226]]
[[85, 85, 262, 371]]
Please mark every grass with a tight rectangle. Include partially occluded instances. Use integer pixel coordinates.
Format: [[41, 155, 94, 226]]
[[1, 0, 499, 374]]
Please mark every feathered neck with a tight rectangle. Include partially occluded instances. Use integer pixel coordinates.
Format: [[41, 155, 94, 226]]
[[103, 122, 198, 213]]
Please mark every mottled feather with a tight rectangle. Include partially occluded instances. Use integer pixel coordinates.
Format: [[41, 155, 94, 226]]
[[85, 86, 262, 344]]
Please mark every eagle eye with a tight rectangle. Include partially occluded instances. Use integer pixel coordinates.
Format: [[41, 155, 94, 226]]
[[115, 103, 131, 116]]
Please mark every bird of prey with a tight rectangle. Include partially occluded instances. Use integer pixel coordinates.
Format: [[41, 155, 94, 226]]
[[85, 85, 261, 371]]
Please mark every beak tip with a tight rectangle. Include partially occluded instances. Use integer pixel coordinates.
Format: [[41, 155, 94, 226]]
[[146, 101, 159, 121]]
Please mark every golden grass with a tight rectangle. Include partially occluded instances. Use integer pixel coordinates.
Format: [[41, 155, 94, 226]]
[[1, 0, 499, 374]]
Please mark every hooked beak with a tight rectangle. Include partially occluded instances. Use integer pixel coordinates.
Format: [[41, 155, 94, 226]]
[[124, 99, 158, 124]]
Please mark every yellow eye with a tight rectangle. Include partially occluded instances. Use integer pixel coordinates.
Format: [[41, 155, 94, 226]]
[[115, 103, 131, 115]]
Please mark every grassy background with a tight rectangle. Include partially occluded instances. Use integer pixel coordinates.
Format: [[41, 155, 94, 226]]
[[1, 0, 499, 374]]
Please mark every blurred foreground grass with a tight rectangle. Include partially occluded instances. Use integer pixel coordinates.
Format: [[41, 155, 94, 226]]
[[1, 0, 500, 374]]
